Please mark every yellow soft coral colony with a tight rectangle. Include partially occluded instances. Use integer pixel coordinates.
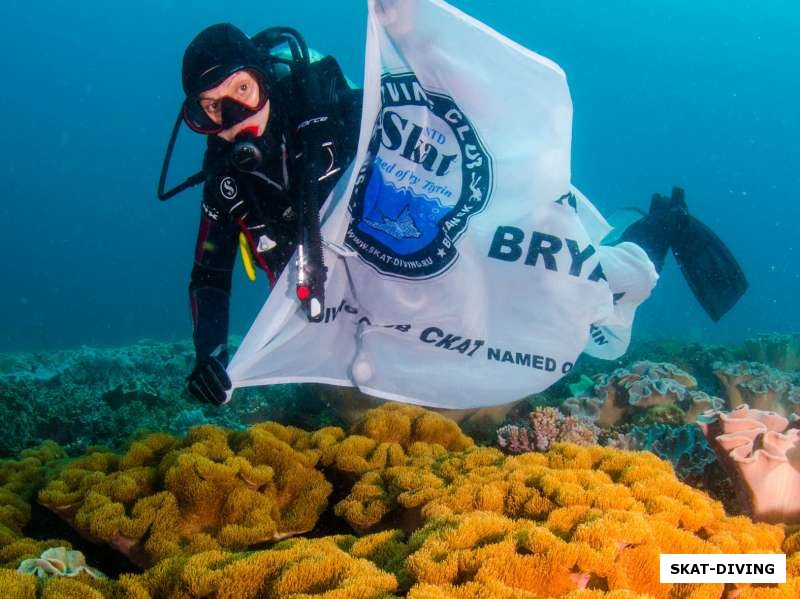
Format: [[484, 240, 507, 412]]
[[1, 441, 67, 538], [351, 403, 474, 452], [721, 527, 800, 599], [334, 439, 789, 599], [318, 403, 472, 479], [38, 423, 331, 568], [0, 441, 77, 573], [16, 406, 798, 599], [117, 536, 399, 599], [39, 576, 117, 599]]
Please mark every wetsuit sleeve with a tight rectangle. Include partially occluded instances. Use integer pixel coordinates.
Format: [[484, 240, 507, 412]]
[[189, 190, 239, 366]]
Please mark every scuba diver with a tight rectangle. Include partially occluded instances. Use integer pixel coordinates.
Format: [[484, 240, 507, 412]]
[[157, 23, 361, 405], [158, 24, 747, 413]]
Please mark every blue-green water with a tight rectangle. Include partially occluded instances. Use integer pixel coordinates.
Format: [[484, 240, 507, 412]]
[[1, 0, 798, 351]]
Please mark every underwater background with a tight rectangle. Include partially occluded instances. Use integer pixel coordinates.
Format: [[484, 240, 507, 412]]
[[1, 2, 800, 597], [1, 0, 798, 352]]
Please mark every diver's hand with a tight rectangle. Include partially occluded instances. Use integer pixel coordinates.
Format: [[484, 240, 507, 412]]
[[295, 115, 341, 183], [186, 354, 231, 406]]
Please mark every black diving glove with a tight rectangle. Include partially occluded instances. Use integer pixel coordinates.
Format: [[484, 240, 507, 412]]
[[186, 350, 231, 406]]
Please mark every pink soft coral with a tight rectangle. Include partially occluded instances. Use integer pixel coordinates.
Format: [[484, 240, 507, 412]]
[[700, 404, 800, 523]]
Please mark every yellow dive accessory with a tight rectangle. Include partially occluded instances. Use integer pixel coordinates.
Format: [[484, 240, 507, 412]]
[[238, 232, 257, 281]]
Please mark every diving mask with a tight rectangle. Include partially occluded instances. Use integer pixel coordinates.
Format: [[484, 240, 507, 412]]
[[183, 68, 270, 135]]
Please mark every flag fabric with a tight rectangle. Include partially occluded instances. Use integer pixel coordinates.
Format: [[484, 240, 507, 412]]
[[226, 0, 657, 409]]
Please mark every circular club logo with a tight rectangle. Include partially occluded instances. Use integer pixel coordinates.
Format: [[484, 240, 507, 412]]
[[345, 72, 492, 279], [219, 176, 238, 200]]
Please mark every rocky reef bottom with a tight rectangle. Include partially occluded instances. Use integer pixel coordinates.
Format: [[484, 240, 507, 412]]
[[0, 333, 799, 598]]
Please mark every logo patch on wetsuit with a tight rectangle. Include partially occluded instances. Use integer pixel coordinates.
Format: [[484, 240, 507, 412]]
[[219, 177, 238, 200], [345, 72, 493, 279]]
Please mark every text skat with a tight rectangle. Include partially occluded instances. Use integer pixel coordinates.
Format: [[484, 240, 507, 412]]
[[420, 326, 485, 356], [487, 226, 606, 282], [380, 110, 458, 177]]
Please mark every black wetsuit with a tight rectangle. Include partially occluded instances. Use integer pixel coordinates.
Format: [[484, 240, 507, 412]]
[[189, 75, 362, 366]]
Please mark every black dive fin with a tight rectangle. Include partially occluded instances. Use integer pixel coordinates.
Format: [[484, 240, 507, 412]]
[[671, 215, 748, 322]]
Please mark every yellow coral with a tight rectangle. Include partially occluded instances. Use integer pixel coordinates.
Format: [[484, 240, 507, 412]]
[[330, 433, 792, 599], [405, 512, 590, 597], [564, 592, 655, 599], [1, 441, 66, 507], [727, 579, 800, 598], [40, 575, 114, 599], [0, 441, 74, 575], [0, 569, 36, 599], [407, 579, 541, 598], [783, 527, 800, 555], [39, 422, 332, 568], [313, 404, 474, 480], [9, 406, 800, 599], [322, 434, 410, 476], [401, 509, 778, 599], [118, 538, 398, 599], [351, 403, 474, 452]]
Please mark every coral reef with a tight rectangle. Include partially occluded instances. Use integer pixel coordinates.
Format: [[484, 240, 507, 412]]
[[5, 333, 800, 599], [17, 547, 105, 579], [405, 510, 744, 598], [564, 361, 707, 427], [316, 403, 473, 478], [497, 407, 600, 454], [700, 405, 800, 524], [349, 403, 474, 453], [38, 423, 333, 568], [712, 361, 800, 417], [0, 570, 116, 598], [117, 535, 400, 599], [0, 339, 334, 456], [611, 361, 697, 407], [0, 443, 117, 597], [26, 430, 789, 599], [683, 390, 727, 423], [34, 404, 471, 570], [337, 442, 726, 536], [742, 333, 800, 372], [337, 441, 791, 598], [629, 423, 716, 479], [0, 442, 74, 569]]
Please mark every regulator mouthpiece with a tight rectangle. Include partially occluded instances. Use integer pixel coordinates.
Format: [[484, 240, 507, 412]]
[[230, 131, 263, 172]]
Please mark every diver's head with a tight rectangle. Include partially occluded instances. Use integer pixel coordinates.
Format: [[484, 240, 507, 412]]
[[181, 23, 271, 142]]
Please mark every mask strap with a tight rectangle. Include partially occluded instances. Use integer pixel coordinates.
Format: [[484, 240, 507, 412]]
[[158, 109, 206, 201]]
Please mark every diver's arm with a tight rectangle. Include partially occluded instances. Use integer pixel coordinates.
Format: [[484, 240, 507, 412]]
[[189, 195, 238, 363], [190, 268, 232, 365], [186, 194, 238, 405]]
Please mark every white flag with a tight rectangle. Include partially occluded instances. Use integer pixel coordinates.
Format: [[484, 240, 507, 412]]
[[227, 0, 657, 409]]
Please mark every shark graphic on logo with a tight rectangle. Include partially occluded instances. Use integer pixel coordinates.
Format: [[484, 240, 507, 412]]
[[345, 72, 492, 279], [363, 205, 422, 241]]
